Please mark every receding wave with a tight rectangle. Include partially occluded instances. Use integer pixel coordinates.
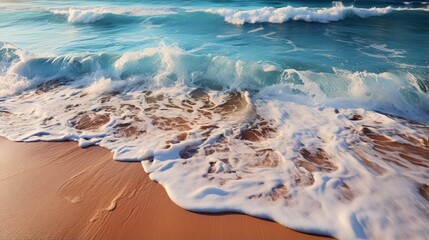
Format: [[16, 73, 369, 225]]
[[1, 69, 429, 240], [201, 2, 429, 25]]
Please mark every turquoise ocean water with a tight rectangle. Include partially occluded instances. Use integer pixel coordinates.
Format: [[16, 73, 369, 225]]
[[1, 1, 428, 239]]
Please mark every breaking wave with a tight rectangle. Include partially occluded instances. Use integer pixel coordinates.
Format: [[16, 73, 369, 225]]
[[50, 6, 179, 23], [1, 0, 429, 237], [1, 40, 429, 239], [201, 2, 428, 25], [1, 42, 428, 122], [8, 3, 426, 25]]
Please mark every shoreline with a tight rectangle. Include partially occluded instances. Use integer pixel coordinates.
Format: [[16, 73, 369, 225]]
[[0, 137, 331, 239]]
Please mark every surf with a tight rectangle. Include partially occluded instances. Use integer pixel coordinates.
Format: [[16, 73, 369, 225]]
[[0, 1, 428, 239]]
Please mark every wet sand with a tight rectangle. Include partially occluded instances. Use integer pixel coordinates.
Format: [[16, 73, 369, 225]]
[[0, 137, 331, 240]]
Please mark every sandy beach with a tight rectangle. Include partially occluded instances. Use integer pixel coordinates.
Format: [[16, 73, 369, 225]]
[[0, 137, 331, 239], [1, 1, 428, 238]]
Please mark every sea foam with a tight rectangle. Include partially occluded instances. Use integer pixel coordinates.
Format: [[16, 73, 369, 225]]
[[201, 2, 427, 25], [1, 1, 429, 238], [1, 42, 429, 239], [0, 82, 428, 239], [51, 6, 178, 23], [1, 42, 428, 122]]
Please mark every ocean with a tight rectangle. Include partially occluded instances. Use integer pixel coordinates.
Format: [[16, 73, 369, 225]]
[[0, 0, 428, 239]]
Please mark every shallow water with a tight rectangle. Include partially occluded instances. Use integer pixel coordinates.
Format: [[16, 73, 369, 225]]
[[0, 1, 428, 239]]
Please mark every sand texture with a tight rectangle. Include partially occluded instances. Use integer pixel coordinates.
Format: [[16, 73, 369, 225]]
[[0, 137, 331, 240]]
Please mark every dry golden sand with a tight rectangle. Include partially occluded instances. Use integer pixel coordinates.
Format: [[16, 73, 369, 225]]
[[0, 137, 331, 240]]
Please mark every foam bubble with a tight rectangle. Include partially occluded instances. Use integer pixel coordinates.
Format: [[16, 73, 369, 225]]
[[84, 77, 125, 95], [262, 64, 277, 72]]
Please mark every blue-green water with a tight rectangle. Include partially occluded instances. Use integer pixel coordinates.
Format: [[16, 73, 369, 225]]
[[1, 1, 429, 239], [1, 1, 428, 116], [1, 1, 428, 69]]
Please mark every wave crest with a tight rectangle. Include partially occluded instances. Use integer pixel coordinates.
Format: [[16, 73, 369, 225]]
[[1, 42, 428, 122], [51, 6, 178, 23], [202, 2, 426, 25]]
